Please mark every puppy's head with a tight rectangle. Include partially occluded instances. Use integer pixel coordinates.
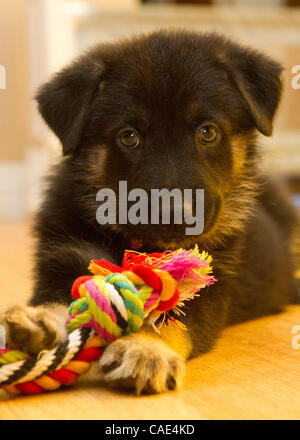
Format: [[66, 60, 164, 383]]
[[36, 30, 282, 249]]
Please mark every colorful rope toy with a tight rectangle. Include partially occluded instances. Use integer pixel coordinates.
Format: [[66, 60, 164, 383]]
[[0, 246, 216, 395]]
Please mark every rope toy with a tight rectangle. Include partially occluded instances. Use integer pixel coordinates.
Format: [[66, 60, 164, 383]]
[[0, 246, 216, 395]]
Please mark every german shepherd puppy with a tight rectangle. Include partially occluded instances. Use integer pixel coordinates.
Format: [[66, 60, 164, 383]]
[[2, 30, 299, 394]]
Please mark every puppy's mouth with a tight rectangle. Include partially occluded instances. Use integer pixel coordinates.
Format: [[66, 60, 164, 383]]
[[94, 186, 222, 249], [107, 201, 221, 250]]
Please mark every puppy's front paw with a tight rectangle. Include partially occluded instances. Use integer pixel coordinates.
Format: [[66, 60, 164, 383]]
[[0, 305, 67, 354], [98, 335, 185, 395]]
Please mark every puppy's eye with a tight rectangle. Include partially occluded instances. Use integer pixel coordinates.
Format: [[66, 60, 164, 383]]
[[197, 123, 220, 145], [116, 129, 140, 149]]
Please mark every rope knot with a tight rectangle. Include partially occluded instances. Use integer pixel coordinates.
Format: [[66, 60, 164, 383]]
[[67, 272, 145, 343], [66, 246, 217, 343]]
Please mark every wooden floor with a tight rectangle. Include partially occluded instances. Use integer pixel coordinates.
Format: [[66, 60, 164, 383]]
[[0, 221, 299, 420]]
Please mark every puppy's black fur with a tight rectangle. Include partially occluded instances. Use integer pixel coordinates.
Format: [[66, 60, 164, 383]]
[[31, 30, 299, 359]]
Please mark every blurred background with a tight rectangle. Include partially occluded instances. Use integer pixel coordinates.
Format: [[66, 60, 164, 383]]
[[0, 0, 300, 220]]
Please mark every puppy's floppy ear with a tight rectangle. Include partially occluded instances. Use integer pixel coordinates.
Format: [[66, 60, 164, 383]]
[[36, 55, 103, 155], [222, 42, 283, 136]]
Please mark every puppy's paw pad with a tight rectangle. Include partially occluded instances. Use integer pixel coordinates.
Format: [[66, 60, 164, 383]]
[[0, 306, 63, 354], [98, 337, 185, 394]]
